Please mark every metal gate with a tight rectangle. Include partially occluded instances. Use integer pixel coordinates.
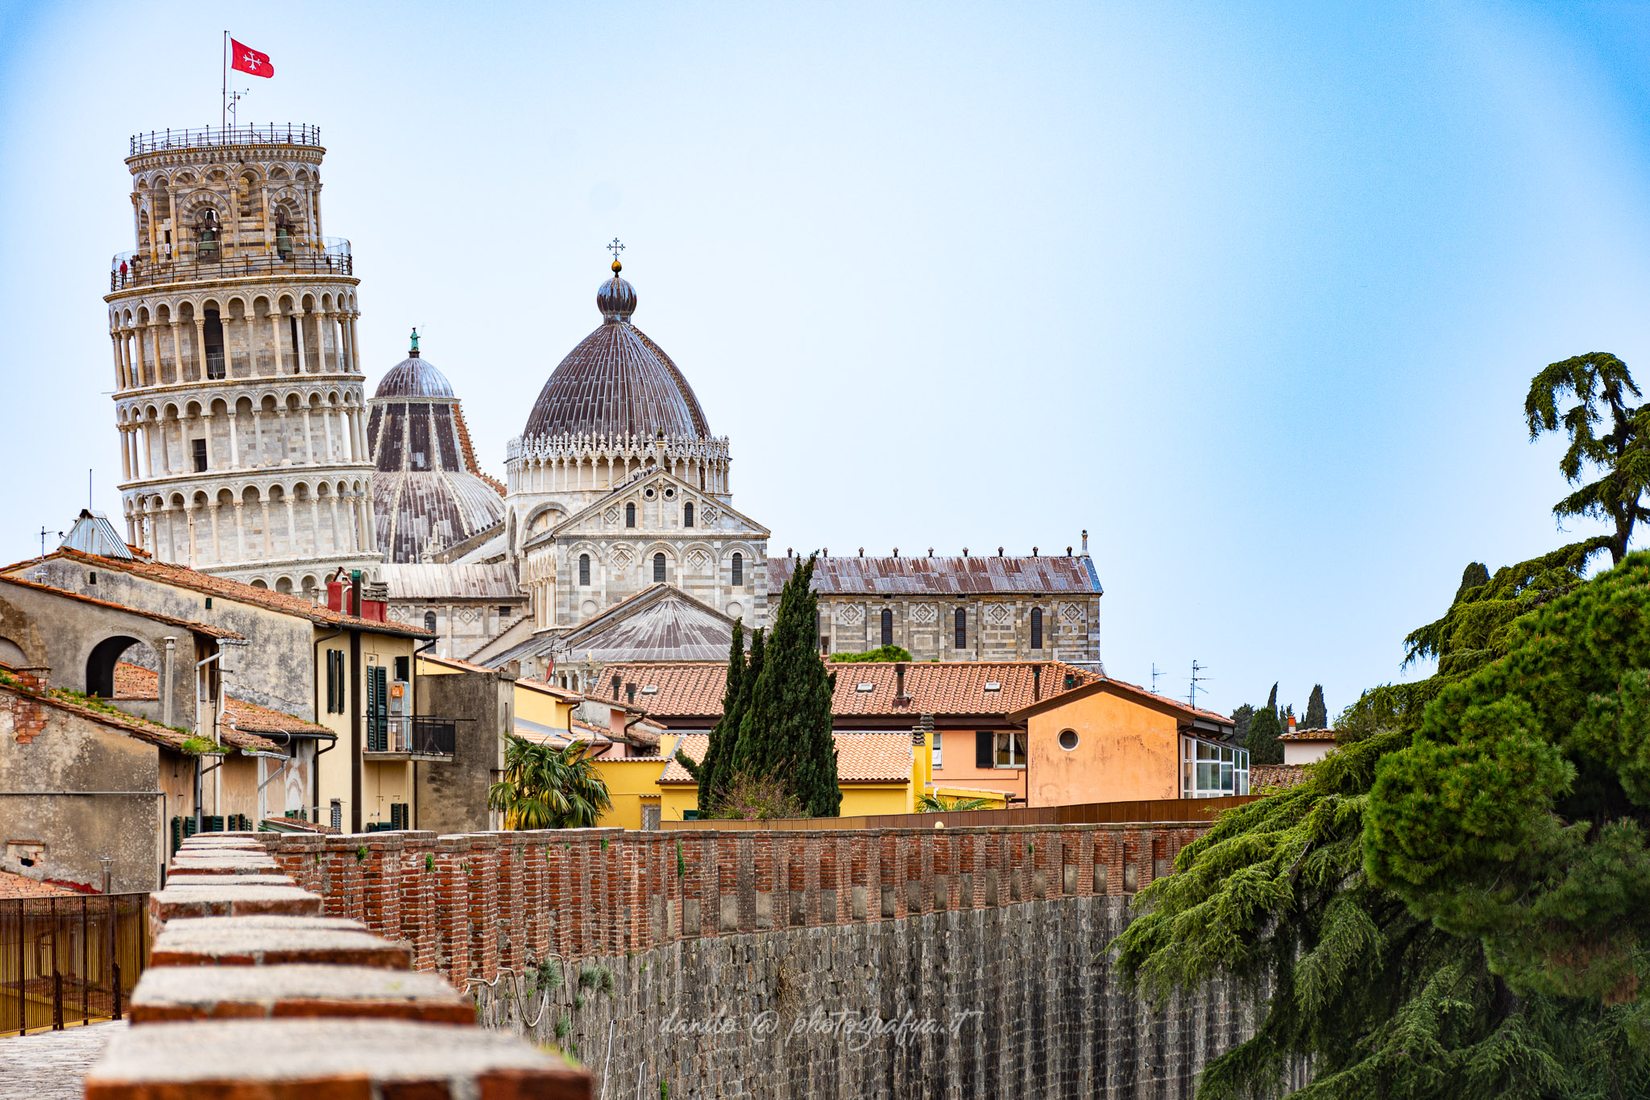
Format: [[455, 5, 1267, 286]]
[[0, 893, 147, 1036]]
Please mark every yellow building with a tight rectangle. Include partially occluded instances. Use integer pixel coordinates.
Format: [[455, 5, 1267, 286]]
[[651, 731, 922, 823]]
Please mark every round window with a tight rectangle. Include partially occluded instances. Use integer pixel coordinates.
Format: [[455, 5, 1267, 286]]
[[643, 487, 656, 500], [1058, 729, 1079, 751], [663, 487, 676, 500]]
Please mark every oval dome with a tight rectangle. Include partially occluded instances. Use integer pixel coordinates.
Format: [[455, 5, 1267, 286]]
[[522, 268, 711, 440], [375, 353, 455, 400]]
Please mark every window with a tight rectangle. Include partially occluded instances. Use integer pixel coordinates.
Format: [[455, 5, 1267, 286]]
[[192, 438, 208, 472], [324, 649, 345, 714], [731, 552, 743, 586], [954, 608, 967, 650], [653, 552, 666, 583], [423, 611, 436, 633], [1180, 737, 1250, 798], [931, 731, 943, 768], [994, 731, 1026, 768], [625, 502, 636, 528], [683, 502, 694, 528], [366, 665, 389, 752], [880, 608, 893, 647], [1030, 607, 1043, 651], [578, 553, 590, 586], [1058, 728, 1079, 751], [394, 656, 411, 683]]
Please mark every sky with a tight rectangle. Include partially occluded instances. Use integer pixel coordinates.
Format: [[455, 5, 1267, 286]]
[[2, 0, 1650, 719]]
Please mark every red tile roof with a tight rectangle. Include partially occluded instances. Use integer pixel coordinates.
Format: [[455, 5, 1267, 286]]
[[114, 663, 330, 740], [1278, 727, 1337, 742], [1251, 764, 1309, 791], [0, 871, 82, 899], [0, 671, 278, 753], [30, 549, 433, 638], [0, 574, 244, 639], [1009, 675, 1233, 728], [659, 732, 912, 784], [597, 660, 1101, 721]]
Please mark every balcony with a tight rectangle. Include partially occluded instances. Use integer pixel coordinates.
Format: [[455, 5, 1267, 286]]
[[363, 716, 456, 762], [111, 237, 352, 291], [128, 123, 322, 156]]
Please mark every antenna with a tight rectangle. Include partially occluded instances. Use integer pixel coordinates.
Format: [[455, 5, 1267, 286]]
[[1151, 663, 1163, 694], [88, 468, 93, 512], [38, 526, 50, 559], [1189, 660, 1210, 710]]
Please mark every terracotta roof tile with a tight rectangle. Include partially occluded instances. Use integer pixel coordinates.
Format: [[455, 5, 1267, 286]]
[[33, 549, 433, 638], [660, 732, 911, 784], [1278, 727, 1337, 742], [1251, 764, 1309, 791], [0, 674, 278, 753], [112, 663, 314, 744], [0, 871, 82, 899]]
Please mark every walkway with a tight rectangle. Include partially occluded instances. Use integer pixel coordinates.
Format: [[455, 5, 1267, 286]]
[[0, 1020, 124, 1099]]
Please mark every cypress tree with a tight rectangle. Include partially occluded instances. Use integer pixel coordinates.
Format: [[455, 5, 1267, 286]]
[[1231, 703, 1255, 748], [694, 620, 745, 816], [1246, 683, 1283, 764], [735, 555, 840, 816], [1303, 683, 1328, 729]]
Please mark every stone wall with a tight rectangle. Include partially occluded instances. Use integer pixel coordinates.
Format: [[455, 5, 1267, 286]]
[[258, 821, 1277, 1097]]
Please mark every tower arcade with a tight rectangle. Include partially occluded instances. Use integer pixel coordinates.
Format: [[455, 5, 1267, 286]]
[[106, 124, 379, 594]]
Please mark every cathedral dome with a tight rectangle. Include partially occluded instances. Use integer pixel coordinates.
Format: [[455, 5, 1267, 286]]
[[374, 330, 455, 399], [522, 263, 711, 441], [367, 334, 507, 564]]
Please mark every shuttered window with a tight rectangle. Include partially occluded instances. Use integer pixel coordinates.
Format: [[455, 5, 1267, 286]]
[[367, 665, 389, 752]]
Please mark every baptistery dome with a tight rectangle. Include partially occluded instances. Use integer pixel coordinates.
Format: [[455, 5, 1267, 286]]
[[367, 333, 506, 563], [521, 262, 711, 441]]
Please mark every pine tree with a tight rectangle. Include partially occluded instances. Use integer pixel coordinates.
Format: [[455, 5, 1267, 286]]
[[734, 555, 840, 816], [1303, 684, 1328, 729], [1246, 683, 1283, 764]]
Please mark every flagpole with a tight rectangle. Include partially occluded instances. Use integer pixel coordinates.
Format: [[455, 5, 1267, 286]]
[[221, 31, 227, 130]]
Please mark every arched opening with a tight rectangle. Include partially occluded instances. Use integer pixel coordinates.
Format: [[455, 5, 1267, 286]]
[[653, 553, 667, 583], [579, 553, 591, 586], [0, 636, 26, 667], [1030, 607, 1044, 651], [731, 552, 743, 587], [880, 608, 894, 647], [954, 608, 967, 650], [683, 502, 694, 528], [424, 610, 437, 633], [86, 636, 150, 698], [625, 502, 636, 528]]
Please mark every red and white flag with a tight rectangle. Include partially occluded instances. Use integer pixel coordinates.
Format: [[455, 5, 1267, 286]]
[[230, 38, 274, 78]]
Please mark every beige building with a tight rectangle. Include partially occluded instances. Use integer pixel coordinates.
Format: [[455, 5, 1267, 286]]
[[105, 124, 379, 595]]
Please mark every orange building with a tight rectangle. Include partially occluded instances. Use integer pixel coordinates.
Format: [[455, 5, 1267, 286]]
[[1010, 680, 1242, 806]]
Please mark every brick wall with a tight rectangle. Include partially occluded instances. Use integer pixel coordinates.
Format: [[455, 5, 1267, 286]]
[[263, 822, 1205, 986]]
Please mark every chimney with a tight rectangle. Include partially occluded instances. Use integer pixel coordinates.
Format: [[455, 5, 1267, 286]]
[[611, 674, 621, 699], [625, 682, 636, 705], [1287, 715, 1297, 736], [350, 569, 363, 618], [1081, 529, 1089, 554], [1032, 665, 1042, 701], [894, 662, 908, 706]]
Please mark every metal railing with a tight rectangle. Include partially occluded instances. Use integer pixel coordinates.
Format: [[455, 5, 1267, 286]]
[[1, 893, 148, 1036], [110, 237, 352, 291], [129, 123, 322, 156], [364, 716, 457, 758]]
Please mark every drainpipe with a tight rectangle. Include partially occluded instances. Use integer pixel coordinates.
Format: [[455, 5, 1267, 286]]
[[350, 570, 363, 834], [160, 636, 176, 727], [312, 629, 342, 826]]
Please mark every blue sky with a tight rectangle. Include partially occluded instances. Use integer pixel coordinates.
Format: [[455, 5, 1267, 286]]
[[2, 1, 1649, 718]]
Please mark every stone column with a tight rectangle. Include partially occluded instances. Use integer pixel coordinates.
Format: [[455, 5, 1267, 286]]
[[227, 411, 240, 469], [199, 412, 215, 470], [272, 306, 287, 374], [133, 323, 149, 387], [251, 413, 266, 469], [346, 313, 360, 373], [260, 499, 273, 557], [295, 311, 309, 374], [169, 322, 183, 385], [338, 313, 352, 373], [233, 502, 247, 562], [302, 407, 316, 463], [323, 409, 337, 460], [284, 496, 298, 558], [193, 318, 208, 381], [328, 497, 342, 553]]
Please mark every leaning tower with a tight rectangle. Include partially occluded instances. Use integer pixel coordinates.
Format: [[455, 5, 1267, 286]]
[[105, 123, 379, 595]]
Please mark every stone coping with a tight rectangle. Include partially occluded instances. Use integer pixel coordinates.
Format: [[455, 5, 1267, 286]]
[[163, 873, 295, 887], [83, 1018, 589, 1099], [150, 916, 411, 969], [151, 884, 322, 920], [129, 964, 473, 1025]]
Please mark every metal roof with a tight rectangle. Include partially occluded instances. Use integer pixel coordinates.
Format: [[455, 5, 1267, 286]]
[[770, 553, 1103, 596], [59, 509, 134, 560], [378, 563, 522, 602]]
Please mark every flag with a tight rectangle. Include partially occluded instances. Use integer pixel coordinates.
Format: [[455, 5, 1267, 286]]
[[230, 38, 274, 78]]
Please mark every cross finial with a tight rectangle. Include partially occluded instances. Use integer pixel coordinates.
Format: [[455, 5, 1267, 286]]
[[607, 237, 625, 273]]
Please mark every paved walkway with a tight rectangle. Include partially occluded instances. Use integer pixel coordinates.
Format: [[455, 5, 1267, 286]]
[[0, 1020, 124, 1099]]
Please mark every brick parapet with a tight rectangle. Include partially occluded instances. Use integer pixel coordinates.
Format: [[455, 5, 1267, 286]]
[[263, 820, 1208, 987]]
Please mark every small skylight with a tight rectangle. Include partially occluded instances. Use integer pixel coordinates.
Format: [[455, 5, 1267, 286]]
[[641, 685, 658, 695], [984, 681, 1002, 692], [856, 682, 876, 692]]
